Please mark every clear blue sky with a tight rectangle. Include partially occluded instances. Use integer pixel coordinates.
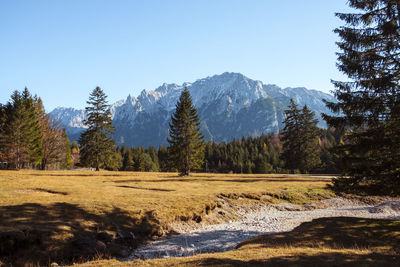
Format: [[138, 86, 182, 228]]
[[0, 0, 352, 111]]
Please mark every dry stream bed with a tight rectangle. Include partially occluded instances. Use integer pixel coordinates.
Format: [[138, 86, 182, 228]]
[[126, 197, 400, 260]]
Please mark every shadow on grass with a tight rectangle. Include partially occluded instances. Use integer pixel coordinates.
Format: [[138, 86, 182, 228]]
[[0, 203, 164, 266], [238, 217, 400, 251], [33, 188, 69, 195], [188, 253, 399, 267], [116, 185, 175, 192], [27, 173, 330, 183], [184, 217, 400, 267], [28, 173, 128, 177], [113, 178, 330, 183]]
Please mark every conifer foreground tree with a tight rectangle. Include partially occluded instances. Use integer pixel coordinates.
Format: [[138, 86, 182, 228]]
[[0, 88, 43, 169], [281, 100, 302, 171], [281, 99, 320, 173], [79, 87, 116, 171], [324, 0, 400, 195], [168, 87, 204, 176], [300, 105, 322, 172], [0, 88, 73, 170]]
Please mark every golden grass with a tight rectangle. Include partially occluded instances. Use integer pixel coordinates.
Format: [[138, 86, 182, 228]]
[[76, 218, 400, 267], [0, 170, 333, 225], [0, 170, 333, 265]]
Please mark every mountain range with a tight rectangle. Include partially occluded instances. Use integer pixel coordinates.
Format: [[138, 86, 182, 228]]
[[49, 72, 336, 148]]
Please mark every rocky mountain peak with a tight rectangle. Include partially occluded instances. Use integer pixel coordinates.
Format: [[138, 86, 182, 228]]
[[49, 72, 335, 147]]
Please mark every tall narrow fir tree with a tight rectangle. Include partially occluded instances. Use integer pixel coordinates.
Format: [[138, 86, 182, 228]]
[[168, 87, 205, 176], [79, 87, 116, 171], [282, 99, 320, 173]]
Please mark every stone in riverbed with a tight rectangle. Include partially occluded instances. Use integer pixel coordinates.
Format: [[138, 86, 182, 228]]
[[369, 201, 400, 214]]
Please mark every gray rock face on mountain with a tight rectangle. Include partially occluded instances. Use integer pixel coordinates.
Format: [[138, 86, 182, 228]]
[[49, 107, 87, 142], [49, 72, 335, 147]]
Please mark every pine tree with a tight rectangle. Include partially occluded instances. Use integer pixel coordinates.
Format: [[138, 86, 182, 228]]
[[323, 0, 400, 195], [79, 87, 116, 171], [62, 130, 73, 169], [0, 89, 43, 169], [147, 146, 160, 171], [157, 145, 170, 171], [0, 89, 74, 170], [281, 99, 302, 171], [122, 149, 135, 171], [1, 91, 27, 169], [22, 88, 43, 166], [104, 148, 122, 171], [168, 87, 204, 176], [282, 99, 321, 173], [298, 105, 321, 172]]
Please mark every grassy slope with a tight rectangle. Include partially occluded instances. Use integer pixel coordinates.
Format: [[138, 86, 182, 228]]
[[0, 170, 333, 265], [79, 217, 400, 267]]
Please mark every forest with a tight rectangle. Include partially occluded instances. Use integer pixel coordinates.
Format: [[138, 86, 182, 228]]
[[0, 86, 340, 175], [117, 129, 339, 174]]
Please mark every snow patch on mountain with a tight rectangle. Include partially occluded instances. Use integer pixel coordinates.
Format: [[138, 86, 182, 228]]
[[49, 72, 335, 147], [49, 107, 87, 128]]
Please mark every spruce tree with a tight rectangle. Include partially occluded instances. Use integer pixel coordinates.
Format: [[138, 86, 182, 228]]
[[168, 87, 204, 176], [298, 105, 321, 172], [122, 149, 135, 171], [324, 0, 400, 195], [22, 88, 43, 166], [282, 99, 321, 173], [0, 91, 26, 168], [79, 87, 116, 171], [62, 130, 73, 169], [0, 89, 43, 169], [157, 145, 170, 171], [281, 99, 302, 171], [104, 148, 122, 171], [147, 146, 160, 171]]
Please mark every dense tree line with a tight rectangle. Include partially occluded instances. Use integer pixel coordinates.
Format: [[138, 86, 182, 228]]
[[203, 135, 281, 174], [0, 88, 72, 169], [116, 128, 340, 174]]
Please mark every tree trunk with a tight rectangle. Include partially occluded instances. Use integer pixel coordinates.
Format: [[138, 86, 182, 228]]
[[42, 158, 46, 170]]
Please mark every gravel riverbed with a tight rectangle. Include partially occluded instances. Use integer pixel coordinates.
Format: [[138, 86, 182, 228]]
[[127, 198, 400, 260]]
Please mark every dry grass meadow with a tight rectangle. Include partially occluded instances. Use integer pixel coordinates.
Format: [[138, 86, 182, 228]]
[[0, 170, 398, 266]]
